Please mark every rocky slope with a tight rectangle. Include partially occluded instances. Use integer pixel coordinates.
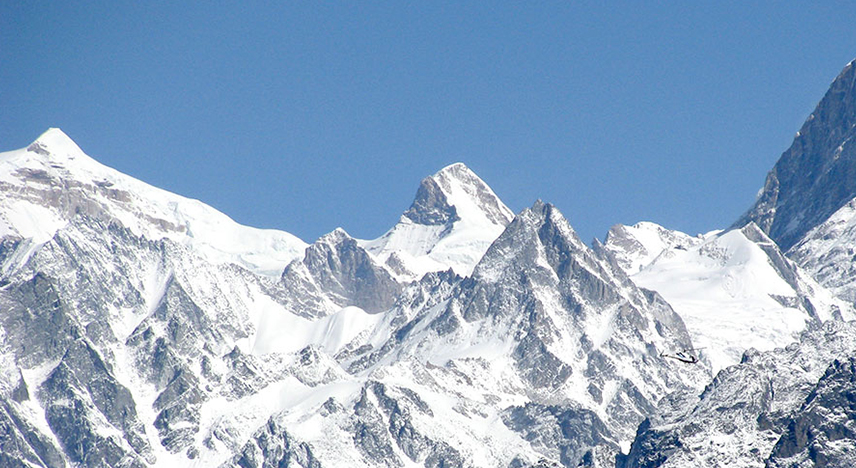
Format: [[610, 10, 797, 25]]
[[735, 59, 856, 251], [789, 198, 856, 304], [617, 320, 856, 468]]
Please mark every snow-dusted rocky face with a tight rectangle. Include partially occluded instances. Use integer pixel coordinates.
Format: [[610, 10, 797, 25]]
[[736, 59, 856, 251], [789, 198, 856, 304], [618, 321, 856, 468]]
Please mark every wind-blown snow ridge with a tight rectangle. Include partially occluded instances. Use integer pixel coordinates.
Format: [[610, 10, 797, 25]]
[[361, 162, 514, 281], [0, 128, 307, 276]]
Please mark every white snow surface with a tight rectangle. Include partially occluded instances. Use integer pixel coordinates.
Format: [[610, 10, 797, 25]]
[[361, 162, 514, 281], [251, 304, 385, 356], [0, 128, 307, 276], [607, 222, 848, 373], [601, 221, 703, 275]]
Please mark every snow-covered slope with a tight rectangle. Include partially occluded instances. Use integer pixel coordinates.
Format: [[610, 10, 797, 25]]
[[601, 221, 703, 275], [0, 128, 307, 276], [603, 222, 849, 373], [789, 197, 856, 304], [360, 162, 514, 281]]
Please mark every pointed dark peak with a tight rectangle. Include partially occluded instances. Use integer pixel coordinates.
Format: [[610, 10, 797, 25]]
[[524, 200, 587, 250], [735, 58, 856, 250], [302, 227, 365, 273], [283, 226, 402, 315], [403, 176, 459, 226]]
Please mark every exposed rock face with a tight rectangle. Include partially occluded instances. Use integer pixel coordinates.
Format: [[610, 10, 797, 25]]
[[222, 417, 322, 468], [617, 321, 856, 468], [789, 198, 856, 304], [767, 357, 856, 468], [735, 60, 856, 251], [280, 228, 403, 317], [502, 402, 614, 467], [403, 177, 460, 226], [0, 399, 66, 468]]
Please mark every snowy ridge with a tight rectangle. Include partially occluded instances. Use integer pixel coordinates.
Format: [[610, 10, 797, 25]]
[[361, 162, 514, 281], [601, 221, 704, 275], [0, 128, 307, 276], [605, 222, 850, 373]]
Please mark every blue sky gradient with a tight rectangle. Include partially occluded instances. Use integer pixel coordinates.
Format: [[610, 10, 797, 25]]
[[3, 2, 856, 243]]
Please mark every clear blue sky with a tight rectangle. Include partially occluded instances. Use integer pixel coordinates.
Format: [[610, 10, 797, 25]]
[[3, 2, 856, 244]]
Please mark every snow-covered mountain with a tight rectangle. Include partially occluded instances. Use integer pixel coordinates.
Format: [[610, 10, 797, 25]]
[[5, 56, 856, 468], [601, 221, 851, 373], [1, 128, 307, 277], [0, 130, 710, 468], [735, 59, 856, 252], [360, 162, 514, 281]]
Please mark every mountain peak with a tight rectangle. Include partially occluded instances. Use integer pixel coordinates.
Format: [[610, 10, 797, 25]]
[[734, 57, 856, 250], [433, 161, 472, 178], [472, 200, 590, 284], [404, 163, 514, 227], [429, 162, 488, 193], [362, 163, 514, 280], [318, 227, 352, 244], [2, 128, 308, 277], [27, 128, 85, 160]]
